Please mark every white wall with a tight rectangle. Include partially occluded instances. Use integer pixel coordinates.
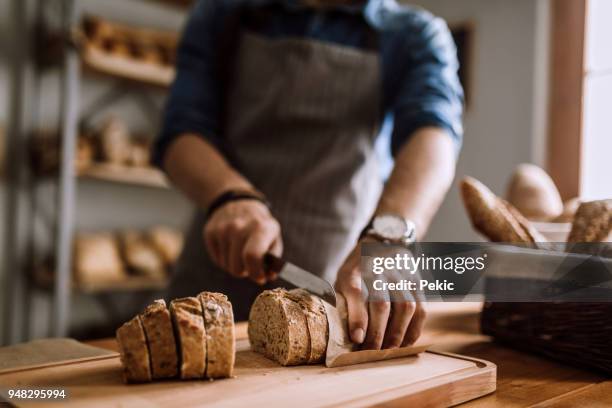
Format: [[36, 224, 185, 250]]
[[581, 0, 612, 200], [410, 0, 551, 241]]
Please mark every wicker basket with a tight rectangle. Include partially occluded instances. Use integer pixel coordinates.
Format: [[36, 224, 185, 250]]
[[481, 302, 612, 374]]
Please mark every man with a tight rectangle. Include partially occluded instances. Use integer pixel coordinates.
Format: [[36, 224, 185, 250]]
[[155, 0, 463, 350]]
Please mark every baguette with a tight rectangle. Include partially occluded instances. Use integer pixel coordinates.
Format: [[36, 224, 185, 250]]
[[199, 292, 235, 378], [170, 297, 207, 379], [460, 177, 546, 244], [140, 299, 178, 379], [116, 316, 152, 383]]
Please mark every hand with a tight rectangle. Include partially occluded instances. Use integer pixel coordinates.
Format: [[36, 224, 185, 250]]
[[334, 237, 426, 350], [203, 200, 283, 285]]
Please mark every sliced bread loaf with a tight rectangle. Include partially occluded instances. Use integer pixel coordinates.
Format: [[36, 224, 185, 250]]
[[140, 299, 178, 379], [248, 289, 312, 366], [170, 297, 207, 379], [116, 315, 152, 383], [285, 289, 328, 363], [198, 292, 235, 378]]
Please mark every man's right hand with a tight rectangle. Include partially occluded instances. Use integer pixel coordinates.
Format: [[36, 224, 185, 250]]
[[203, 200, 283, 285]]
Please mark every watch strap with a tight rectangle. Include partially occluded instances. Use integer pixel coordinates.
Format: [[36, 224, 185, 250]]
[[206, 189, 271, 219]]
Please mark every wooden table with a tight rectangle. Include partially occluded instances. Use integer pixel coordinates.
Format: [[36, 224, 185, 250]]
[[88, 302, 611, 407]]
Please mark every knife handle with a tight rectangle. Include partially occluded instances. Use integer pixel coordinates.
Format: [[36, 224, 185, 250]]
[[263, 253, 284, 274]]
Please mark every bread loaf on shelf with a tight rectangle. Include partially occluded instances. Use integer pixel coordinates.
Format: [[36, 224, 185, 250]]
[[119, 230, 165, 278], [248, 288, 328, 366], [98, 116, 131, 165], [148, 226, 184, 266], [74, 233, 125, 286]]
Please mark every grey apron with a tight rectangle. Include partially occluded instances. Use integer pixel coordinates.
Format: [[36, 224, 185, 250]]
[[169, 24, 383, 320]]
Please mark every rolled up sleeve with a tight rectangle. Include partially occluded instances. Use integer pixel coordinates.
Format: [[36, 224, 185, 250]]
[[390, 16, 464, 156], [153, 0, 226, 168]]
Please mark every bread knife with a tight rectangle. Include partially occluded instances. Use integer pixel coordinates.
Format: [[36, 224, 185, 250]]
[[264, 254, 337, 307]]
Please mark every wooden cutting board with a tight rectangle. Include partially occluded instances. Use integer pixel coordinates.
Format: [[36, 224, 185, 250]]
[[0, 338, 495, 407]]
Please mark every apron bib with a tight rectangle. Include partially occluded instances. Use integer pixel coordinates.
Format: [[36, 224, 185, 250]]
[[169, 24, 383, 320]]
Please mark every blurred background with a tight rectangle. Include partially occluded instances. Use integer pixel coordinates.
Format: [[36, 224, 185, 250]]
[[0, 0, 610, 345]]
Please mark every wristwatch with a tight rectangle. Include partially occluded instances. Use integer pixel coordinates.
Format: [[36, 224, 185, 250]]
[[360, 213, 417, 246]]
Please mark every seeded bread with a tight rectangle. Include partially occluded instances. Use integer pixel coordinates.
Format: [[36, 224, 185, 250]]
[[140, 299, 178, 379], [285, 289, 328, 363], [116, 316, 152, 383], [567, 200, 612, 243], [460, 177, 546, 244], [248, 289, 312, 366], [170, 297, 207, 379], [199, 292, 235, 378], [566, 200, 612, 256]]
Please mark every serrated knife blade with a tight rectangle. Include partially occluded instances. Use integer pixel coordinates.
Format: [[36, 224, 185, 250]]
[[264, 254, 337, 307]]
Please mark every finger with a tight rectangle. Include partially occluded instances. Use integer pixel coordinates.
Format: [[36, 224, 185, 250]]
[[265, 237, 283, 281], [340, 273, 368, 344], [228, 229, 249, 278], [382, 300, 415, 349], [243, 223, 279, 285], [402, 304, 427, 346], [363, 300, 390, 350], [204, 227, 221, 266], [216, 226, 232, 271]]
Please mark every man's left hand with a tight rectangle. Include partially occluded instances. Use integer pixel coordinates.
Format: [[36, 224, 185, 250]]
[[334, 238, 427, 350]]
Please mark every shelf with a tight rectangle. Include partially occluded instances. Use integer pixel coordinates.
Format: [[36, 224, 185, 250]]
[[77, 275, 169, 294], [78, 16, 179, 88], [78, 163, 170, 189]]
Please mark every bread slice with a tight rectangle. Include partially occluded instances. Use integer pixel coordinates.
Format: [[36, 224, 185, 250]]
[[460, 177, 546, 244], [116, 315, 152, 383], [140, 299, 178, 379], [170, 297, 207, 379], [285, 289, 328, 363], [248, 289, 311, 366], [198, 292, 235, 378]]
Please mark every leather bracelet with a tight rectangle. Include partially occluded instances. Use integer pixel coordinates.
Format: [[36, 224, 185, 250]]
[[206, 189, 271, 219]]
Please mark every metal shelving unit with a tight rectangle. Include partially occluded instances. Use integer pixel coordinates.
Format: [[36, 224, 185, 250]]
[[2, 0, 185, 344]]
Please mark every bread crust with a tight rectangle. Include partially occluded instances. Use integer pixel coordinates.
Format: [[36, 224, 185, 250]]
[[286, 289, 328, 363], [567, 200, 612, 243], [199, 292, 235, 378], [116, 315, 152, 383], [461, 177, 546, 244], [140, 299, 178, 379], [170, 297, 207, 379], [248, 289, 311, 366]]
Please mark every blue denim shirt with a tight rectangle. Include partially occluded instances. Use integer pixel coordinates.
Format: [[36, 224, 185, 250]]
[[154, 0, 464, 166]]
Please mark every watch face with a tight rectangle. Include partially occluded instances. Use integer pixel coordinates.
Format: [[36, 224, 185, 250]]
[[372, 214, 407, 241]]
